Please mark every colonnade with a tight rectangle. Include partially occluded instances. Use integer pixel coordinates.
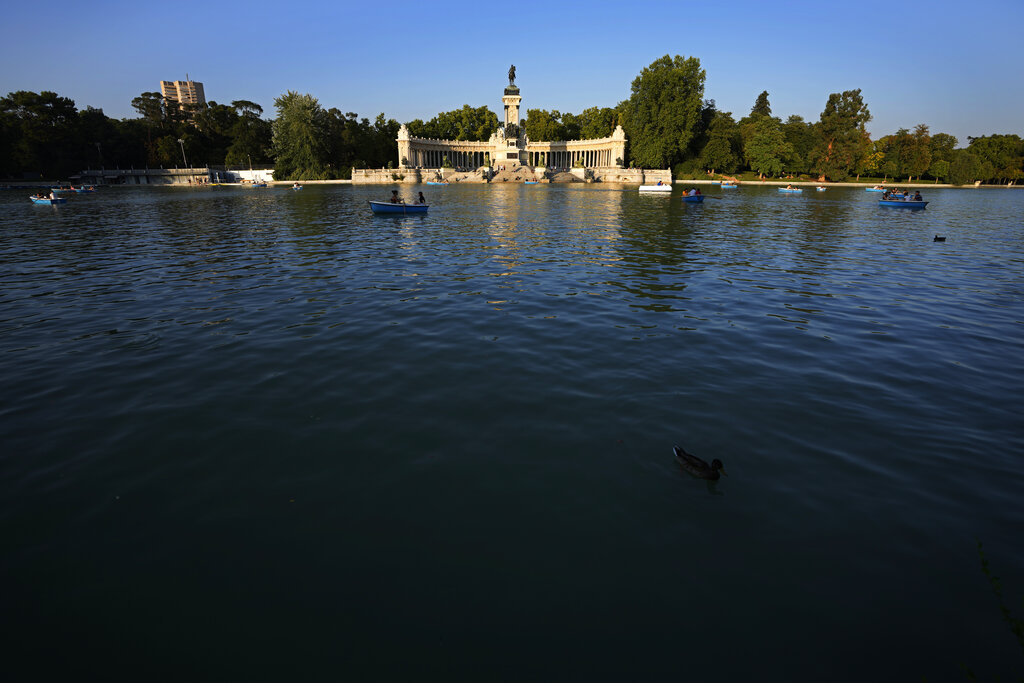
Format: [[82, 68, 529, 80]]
[[410, 149, 487, 169], [526, 148, 616, 168]]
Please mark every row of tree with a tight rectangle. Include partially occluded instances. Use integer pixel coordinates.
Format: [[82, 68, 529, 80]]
[[521, 55, 1022, 184], [2, 54, 1022, 183], [0, 89, 400, 180]]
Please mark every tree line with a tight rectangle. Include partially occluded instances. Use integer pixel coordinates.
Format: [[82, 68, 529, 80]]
[[0, 89, 400, 181], [2, 55, 1022, 183], [521, 55, 1022, 185]]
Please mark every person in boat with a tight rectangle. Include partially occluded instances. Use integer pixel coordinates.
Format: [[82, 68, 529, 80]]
[[913, 191, 922, 201], [390, 190, 401, 204], [656, 180, 663, 186], [416, 191, 426, 205], [695, 188, 702, 195], [688, 188, 698, 196], [49, 190, 57, 199], [786, 184, 794, 189]]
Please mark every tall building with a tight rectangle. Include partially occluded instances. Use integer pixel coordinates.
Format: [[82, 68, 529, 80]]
[[160, 77, 206, 110]]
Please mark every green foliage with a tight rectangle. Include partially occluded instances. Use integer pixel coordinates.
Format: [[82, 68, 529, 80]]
[[782, 115, 818, 175], [271, 91, 330, 180], [812, 89, 872, 181], [698, 111, 741, 174], [967, 134, 1024, 182], [948, 149, 982, 185], [928, 158, 950, 182], [750, 90, 772, 117], [577, 106, 617, 139], [929, 132, 958, 162], [1, 90, 93, 178], [743, 115, 794, 178], [524, 109, 564, 141], [225, 106, 272, 166], [621, 54, 706, 169], [406, 104, 497, 141]]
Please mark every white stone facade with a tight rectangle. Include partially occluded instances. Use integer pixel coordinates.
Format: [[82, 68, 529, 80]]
[[397, 83, 626, 171]]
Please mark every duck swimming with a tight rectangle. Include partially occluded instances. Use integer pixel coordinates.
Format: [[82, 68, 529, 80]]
[[674, 445, 726, 480], [934, 235, 946, 242]]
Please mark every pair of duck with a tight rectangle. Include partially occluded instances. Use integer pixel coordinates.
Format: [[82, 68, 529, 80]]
[[674, 445, 726, 480]]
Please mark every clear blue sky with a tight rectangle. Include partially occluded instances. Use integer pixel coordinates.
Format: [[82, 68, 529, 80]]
[[2, 0, 1021, 145]]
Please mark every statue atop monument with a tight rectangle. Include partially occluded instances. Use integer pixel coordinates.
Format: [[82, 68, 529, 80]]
[[508, 64, 516, 87]]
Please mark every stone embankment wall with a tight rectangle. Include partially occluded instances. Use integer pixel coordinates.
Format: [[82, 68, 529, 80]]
[[352, 167, 670, 184]]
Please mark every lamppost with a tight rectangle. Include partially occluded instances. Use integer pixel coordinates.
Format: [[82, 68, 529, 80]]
[[177, 138, 189, 169]]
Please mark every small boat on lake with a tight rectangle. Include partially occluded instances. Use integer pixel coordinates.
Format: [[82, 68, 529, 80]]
[[879, 199, 927, 209], [426, 181, 449, 186], [524, 180, 538, 184], [639, 184, 672, 193], [866, 186, 886, 192], [681, 195, 705, 203], [721, 183, 738, 189], [30, 195, 67, 204], [369, 200, 428, 214], [70, 186, 96, 193], [778, 188, 803, 193], [816, 186, 827, 192]]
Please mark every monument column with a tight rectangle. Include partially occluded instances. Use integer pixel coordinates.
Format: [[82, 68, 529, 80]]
[[500, 64, 525, 165]]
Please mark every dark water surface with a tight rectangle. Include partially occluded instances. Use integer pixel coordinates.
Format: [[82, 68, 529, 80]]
[[2, 184, 1023, 680]]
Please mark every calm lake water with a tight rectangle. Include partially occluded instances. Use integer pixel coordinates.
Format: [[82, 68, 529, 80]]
[[2, 183, 1023, 681]]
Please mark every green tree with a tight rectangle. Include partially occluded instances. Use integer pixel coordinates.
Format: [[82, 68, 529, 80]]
[[750, 90, 772, 117], [560, 111, 582, 141], [407, 105, 496, 141], [744, 115, 793, 178], [811, 89, 872, 181], [948, 149, 981, 185], [967, 134, 1024, 183], [698, 111, 741, 174], [577, 106, 617, 139], [929, 132, 958, 163], [621, 54, 706, 169], [271, 91, 330, 180], [226, 100, 272, 166], [523, 108, 563, 141], [904, 124, 932, 181], [0, 90, 80, 178], [782, 115, 817, 175], [927, 159, 950, 183]]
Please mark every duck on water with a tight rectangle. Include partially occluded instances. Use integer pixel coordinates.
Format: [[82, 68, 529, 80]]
[[674, 445, 726, 480]]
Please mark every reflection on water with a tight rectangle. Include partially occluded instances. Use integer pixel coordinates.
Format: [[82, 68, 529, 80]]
[[1, 184, 1023, 681]]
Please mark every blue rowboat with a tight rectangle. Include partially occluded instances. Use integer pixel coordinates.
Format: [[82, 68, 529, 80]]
[[681, 195, 705, 203], [30, 195, 66, 204], [369, 200, 428, 214], [524, 180, 538, 184], [879, 199, 927, 209], [721, 184, 737, 189], [426, 181, 448, 186], [816, 186, 827, 192], [866, 187, 886, 192], [71, 186, 96, 193], [778, 188, 803, 193], [251, 183, 268, 188]]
